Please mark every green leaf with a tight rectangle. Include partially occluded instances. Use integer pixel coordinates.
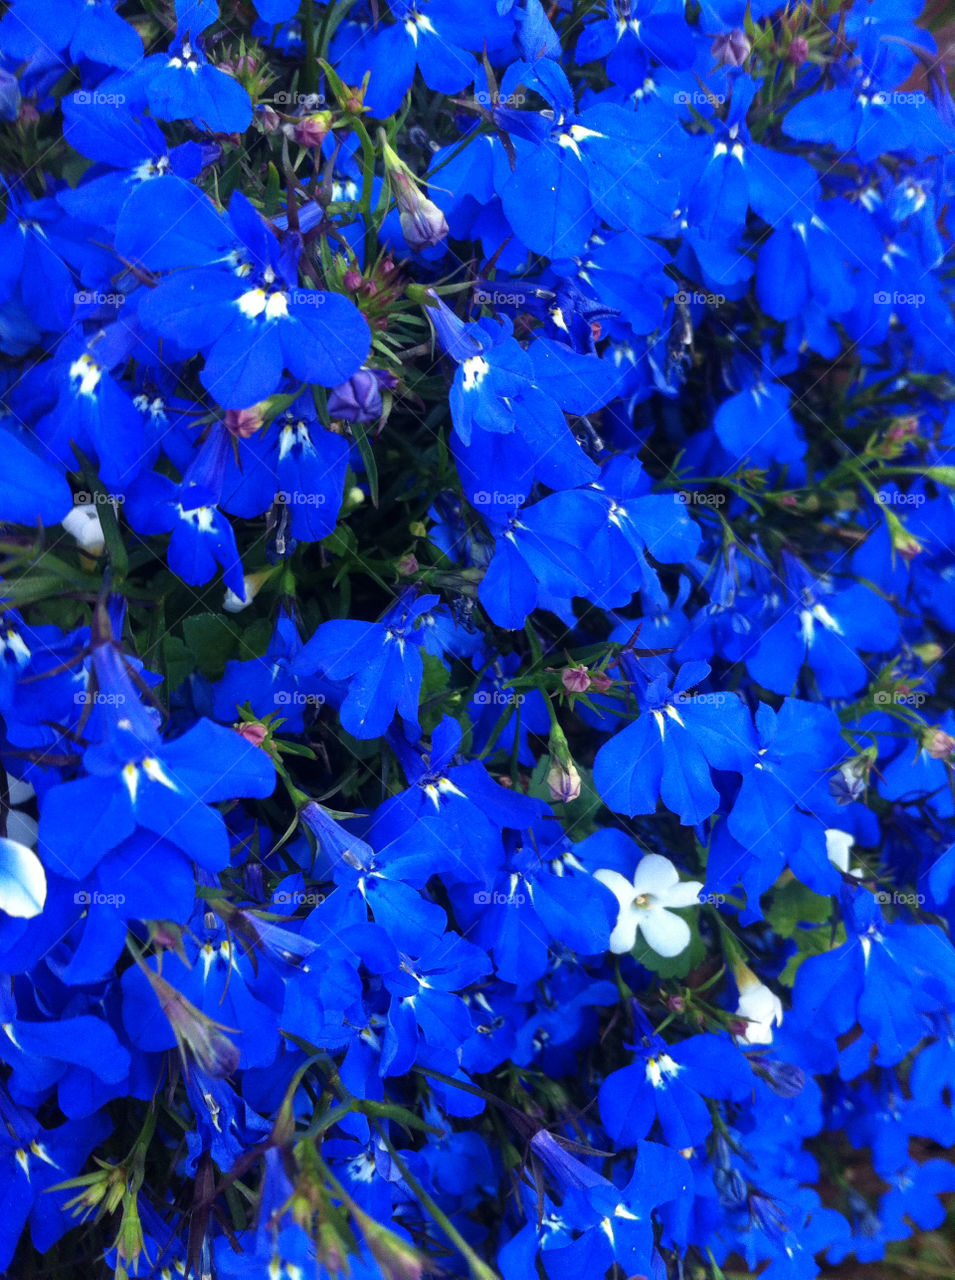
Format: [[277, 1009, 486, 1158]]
[[181, 614, 238, 681], [351, 420, 379, 507], [264, 162, 282, 216], [161, 635, 195, 693], [767, 879, 833, 940]]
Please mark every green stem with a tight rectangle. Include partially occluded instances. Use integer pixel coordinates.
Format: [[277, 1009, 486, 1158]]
[[370, 1120, 500, 1280]]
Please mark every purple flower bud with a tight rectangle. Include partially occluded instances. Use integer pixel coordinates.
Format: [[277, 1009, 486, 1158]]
[[392, 172, 449, 251], [789, 36, 809, 66], [749, 1192, 789, 1246], [327, 369, 384, 423], [530, 1130, 610, 1193], [711, 29, 751, 67], [300, 801, 374, 869], [715, 1164, 748, 1209], [148, 969, 240, 1077], [752, 1056, 806, 1098]]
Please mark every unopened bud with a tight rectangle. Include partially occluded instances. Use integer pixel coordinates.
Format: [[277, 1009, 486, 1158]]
[[294, 112, 332, 147], [327, 368, 383, 423], [924, 728, 955, 760], [562, 664, 591, 694], [789, 36, 809, 65], [545, 724, 581, 802], [380, 135, 449, 251], [711, 29, 751, 66], [225, 405, 264, 438], [235, 722, 268, 748]]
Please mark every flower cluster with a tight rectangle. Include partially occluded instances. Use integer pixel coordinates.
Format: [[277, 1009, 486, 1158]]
[[1, 0, 955, 1277]]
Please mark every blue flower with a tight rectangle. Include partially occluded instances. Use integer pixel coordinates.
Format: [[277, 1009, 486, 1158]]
[[38, 622, 276, 878], [594, 660, 756, 825], [118, 185, 370, 408]]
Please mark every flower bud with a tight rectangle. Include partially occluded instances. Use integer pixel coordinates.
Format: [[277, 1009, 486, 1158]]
[[225, 405, 264, 438], [545, 724, 582, 803], [711, 29, 751, 66], [144, 967, 240, 1077], [327, 368, 383, 423], [293, 112, 332, 147], [235, 722, 268, 749], [352, 1207, 426, 1280], [562, 664, 591, 694], [924, 727, 955, 760], [62, 503, 106, 555], [789, 36, 809, 65], [380, 135, 448, 251]]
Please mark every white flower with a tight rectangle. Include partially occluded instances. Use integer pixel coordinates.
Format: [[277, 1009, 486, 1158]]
[[0, 837, 46, 919], [825, 828, 863, 877], [734, 978, 784, 1045], [62, 503, 104, 553], [594, 853, 703, 957]]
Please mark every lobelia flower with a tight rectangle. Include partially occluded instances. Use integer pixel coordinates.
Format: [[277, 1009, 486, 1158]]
[[108, 32, 252, 134], [116, 184, 370, 409], [290, 588, 442, 740], [593, 659, 756, 826], [599, 1007, 753, 1148], [0, 1087, 111, 1273], [0, 0, 143, 69], [38, 612, 276, 880], [594, 854, 703, 958], [59, 97, 206, 229], [124, 422, 246, 595]]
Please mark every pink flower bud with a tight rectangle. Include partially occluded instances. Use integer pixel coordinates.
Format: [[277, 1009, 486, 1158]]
[[789, 36, 809, 65], [235, 722, 267, 748], [925, 728, 955, 760], [562, 664, 591, 693], [225, 406, 263, 438]]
